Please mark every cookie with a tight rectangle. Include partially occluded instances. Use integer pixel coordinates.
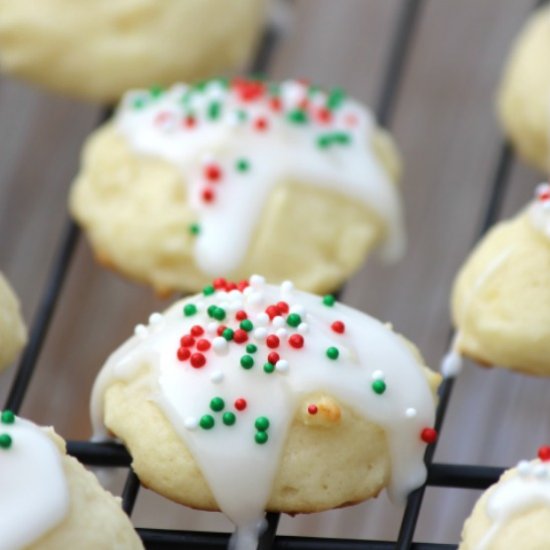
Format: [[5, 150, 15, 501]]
[[70, 78, 405, 295], [0, 411, 143, 549], [0, 0, 265, 102], [91, 275, 440, 547], [459, 447, 550, 550], [497, 5, 550, 173], [0, 272, 26, 371], [448, 183, 550, 377]]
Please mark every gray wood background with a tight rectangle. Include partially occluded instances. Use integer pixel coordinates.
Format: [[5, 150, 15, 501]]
[[0, 0, 546, 544]]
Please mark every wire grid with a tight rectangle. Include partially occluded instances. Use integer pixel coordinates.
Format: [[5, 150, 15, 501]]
[[3, 0, 544, 547]]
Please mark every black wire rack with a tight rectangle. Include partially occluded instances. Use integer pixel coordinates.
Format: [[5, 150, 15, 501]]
[[3, 0, 546, 548]]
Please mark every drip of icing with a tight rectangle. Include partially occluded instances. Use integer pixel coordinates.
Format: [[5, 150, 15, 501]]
[[476, 459, 550, 550], [0, 415, 69, 549], [91, 276, 436, 548], [529, 182, 550, 239], [114, 79, 406, 275]]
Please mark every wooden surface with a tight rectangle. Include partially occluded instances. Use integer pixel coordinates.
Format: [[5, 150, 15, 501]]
[[0, 0, 545, 544]]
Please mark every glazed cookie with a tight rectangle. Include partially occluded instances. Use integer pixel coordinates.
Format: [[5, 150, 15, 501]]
[[447, 183, 550, 377], [92, 275, 440, 548], [0, 411, 143, 549], [0, 0, 265, 103], [459, 447, 550, 550], [0, 272, 26, 371], [70, 78, 405, 295], [497, 5, 550, 173]]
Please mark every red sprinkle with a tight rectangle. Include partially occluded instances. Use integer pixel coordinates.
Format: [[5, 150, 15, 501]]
[[196, 339, 211, 352], [234, 398, 247, 411], [213, 278, 227, 290], [254, 117, 269, 131], [266, 335, 280, 349], [307, 404, 318, 415], [317, 107, 332, 124], [538, 446, 550, 462], [268, 352, 280, 365], [331, 321, 345, 334], [180, 335, 195, 347], [226, 282, 237, 291], [177, 347, 191, 361], [191, 325, 204, 337], [277, 301, 289, 314], [190, 353, 206, 368], [345, 113, 359, 127], [539, 190, 550, 201], [217, 325, 227, 336], [235, 310, 248, 321], [269, 97, 282, 112], [202, 188, 215, 203], [183, 115, 196, 128], [265, 305, 281, 320], [204, 164, 222, 182], [155, 111, 172, 125], [289, 334, 304, 349], [420, 428, 438, 444], [298, 98, 309, 111], [233, 79, 264, 102], [237, 280, 249, 291], [233, 329, 248, 344]]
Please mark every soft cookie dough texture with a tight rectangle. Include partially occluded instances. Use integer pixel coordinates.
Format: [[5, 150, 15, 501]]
[[498, 5, 550, 173], [0, 0, 265, 102], [451, 209, 550, 376], [70, 79, 403, 295], [0, 272, 26, 371]]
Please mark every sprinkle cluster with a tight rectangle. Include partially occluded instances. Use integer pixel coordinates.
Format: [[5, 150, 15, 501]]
[[0, 410, 15, 449]]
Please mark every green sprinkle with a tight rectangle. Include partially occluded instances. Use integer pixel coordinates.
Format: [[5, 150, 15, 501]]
[[132, 96, 147, 110], [199, 415, 215, 430], [308, 85, 320, 97], [240, 319, 253, 332], [268, 83, 281, 96], [237, 110, 248, 122], [195, 80, 209, 92], [149, 85, 164, 98], [255, 431, 268, 444], [372, 380, 387, 395], [1, 410, 15, 425], [203, 285, 215, 296], [0, 434, 12, 449], [317, 135, 332, 149], [210, 397, 225, 412], [240, 355, 254, 369], [222, 328, 234, 341], [208, 101, 222, 120], [189, 223, 200, 236], [246, 343, 258, 354], [286, 313, 301, 328], [333, 132, 351, 145], [287, 108, 308, 124], [223, 412, 236, 426], [327, 87, 346, 110], [263, 362, 275, 374], [183, 304, 197, 317], [326, 346, 339, 360], [255, 416, 270, 431], [322, 294, 336, 307], [236, 158, 250, 172], [213, 307, 226, 321]]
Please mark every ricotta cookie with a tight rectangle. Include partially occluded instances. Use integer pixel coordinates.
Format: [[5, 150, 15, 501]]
[[448, 183, 550, 377], [459, 447, 550, 550], [91, 275, 439, 548], [497, 5, 550, 173], [0, 0, 265, 103], [70, 78, 405, 295], [0, 412, 143, 549], [0, 272, 26, 371]]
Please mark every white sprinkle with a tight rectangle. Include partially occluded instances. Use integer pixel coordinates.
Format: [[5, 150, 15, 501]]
[[195, 300, 205, 311], [248, 292, 263, 306], [276, 360, 289, 373], [225, 112, 241, 128], [372, 370, 385, 381], [201, 152, 216, 165], [134, 324, 148, 338], [250, 274, 265, 288], [297, 322, 309, 334], [210, 371, 224, 384], [184, 417, 198, 430], [441, 351, 463, 378], [276, 328, 288, 338], [229, 289, 243, 299], [149, 312, 163, 325], [273, 316, 285, 328], [517, 460, 532, 477], [243, 286, 254, 296], [217, 291, 229, 300], [405, 408, 417, 418], [534, 464, 548, 479], [256, 313, 269, 327], [207, 322, 218, 336], [281, 280, 294, 294], [227, 302, 240, 312], [291, 304, 306, 316], [254, 328, 267, 340], [219, 301, 229, 310], [213, 337, 229, 354]]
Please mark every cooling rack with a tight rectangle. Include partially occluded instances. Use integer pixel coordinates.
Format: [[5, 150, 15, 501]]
[[2, 0, 546, 548]]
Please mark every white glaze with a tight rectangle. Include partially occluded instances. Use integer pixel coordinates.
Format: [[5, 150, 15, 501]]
[[91, 277, 435, 550], [529, 182, 550, 239], [0, 416, 69, 549], [476, 459, 550, 550], [114, 80, 405, 275]]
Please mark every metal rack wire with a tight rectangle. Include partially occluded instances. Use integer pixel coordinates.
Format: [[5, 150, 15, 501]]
[[3, 0, 544, 547]]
